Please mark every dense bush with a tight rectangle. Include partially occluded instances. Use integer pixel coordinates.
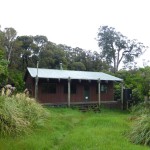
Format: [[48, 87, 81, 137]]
[[0, 94, 49, 137], [114, 83, 121, 101], [131, 101, 150, 116], [128, 101, 150, 146]]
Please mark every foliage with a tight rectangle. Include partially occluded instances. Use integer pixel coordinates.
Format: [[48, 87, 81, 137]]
[[0, 94, 48, 137], [59, 44, 110, 71], [0, 27, 5, 53], [129, 115, 150, 146], [39, 42, 68, 69], [0, 59, 8, 87], [0, 25, 150, 98], [114, 83, 121, 101], [0, 57, 8, 76], [116, 67, 150, 103], [128, 101, 150, 146], [71, 62, 86, 71], [139, 67, 150, 97], [116, 69, 145, 102], [130, 101, 150, 118], [0, 108, 149, 150], [97, 26, 147, 72], [4, 28, 17, 63], [0, 48, 8, 87], [7, 69, 25, 92], [0, 26, 110, 92]]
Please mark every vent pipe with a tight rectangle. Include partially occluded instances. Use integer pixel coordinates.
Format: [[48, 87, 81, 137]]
[[60, 62, 63, 70]]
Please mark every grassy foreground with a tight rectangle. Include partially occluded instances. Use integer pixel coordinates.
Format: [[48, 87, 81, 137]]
[[0, 108, 149, 150]]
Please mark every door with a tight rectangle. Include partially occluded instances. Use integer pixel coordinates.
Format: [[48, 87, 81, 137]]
[[84, 85, 90, 101]]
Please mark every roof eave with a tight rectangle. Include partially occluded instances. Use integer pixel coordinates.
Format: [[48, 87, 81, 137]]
[[32, 76, 123, 82]]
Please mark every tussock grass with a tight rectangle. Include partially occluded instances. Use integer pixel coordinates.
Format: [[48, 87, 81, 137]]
[[129, 114, 150, 146], [128, 101, 150, 146], [0, 108, 149, 150], [0, 94, 48, 137]]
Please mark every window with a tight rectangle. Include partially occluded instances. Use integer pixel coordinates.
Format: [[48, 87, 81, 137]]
[[64, 84, 68, 94], [96, 84, 107, 93], [64, 84, 76, 94], [42, 83, 56, 93], [71, 84, 77, 94], [101, 84, 107, 93]]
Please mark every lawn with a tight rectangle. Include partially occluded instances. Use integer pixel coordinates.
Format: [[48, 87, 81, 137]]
[[0, 108, 149, 150]]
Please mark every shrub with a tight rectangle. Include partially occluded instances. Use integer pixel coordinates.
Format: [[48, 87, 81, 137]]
[[0, 94, 49, 137], [129, 114, 150, 146], [131, 101, 150, 117], [128, 101, 150, 146]]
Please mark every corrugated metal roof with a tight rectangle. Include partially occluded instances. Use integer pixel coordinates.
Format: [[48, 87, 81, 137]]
[[27, 67, 123, 82]]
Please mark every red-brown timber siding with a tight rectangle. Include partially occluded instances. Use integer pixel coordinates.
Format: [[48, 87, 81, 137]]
[[25, 75, 114, 104]]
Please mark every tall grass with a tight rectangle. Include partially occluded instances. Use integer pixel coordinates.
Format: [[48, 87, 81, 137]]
[[131, 101, 150, 116], [0, 94, 48, 137], [0, 108, 149, 150], [128, 101, 150, 146]]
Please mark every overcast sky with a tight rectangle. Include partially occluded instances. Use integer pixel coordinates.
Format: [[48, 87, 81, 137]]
[[1, 0, 150, 67]]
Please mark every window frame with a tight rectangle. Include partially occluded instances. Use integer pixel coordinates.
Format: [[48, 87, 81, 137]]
[[64, 83, 77, 94], [42, 83, 57, 94], [96, 84, 108, 93]]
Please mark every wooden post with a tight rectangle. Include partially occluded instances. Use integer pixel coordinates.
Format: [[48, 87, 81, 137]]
[[121, 81, 124, 110], [98, 78, 101, 107], [35, 61, 39, 100], [68, 77, 71, 107]]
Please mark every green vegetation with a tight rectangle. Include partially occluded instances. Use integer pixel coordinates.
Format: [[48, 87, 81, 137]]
[[0, 108, 149, 150], [128, 101, 150, 146], [115, 67, 150, 102], [0, 25, 150, 149], [97, 26, 147, 73], [0, 25, 149, 102], [0, 94, 48, 137]]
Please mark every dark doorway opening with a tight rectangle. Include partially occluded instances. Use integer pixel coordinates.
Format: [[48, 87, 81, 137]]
[[84, 85, 90, 101]]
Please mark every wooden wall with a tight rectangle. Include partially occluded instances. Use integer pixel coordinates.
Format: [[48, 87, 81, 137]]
[[25, 75, 114, 104]]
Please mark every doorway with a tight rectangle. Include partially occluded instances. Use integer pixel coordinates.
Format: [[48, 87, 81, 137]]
[[84, 85, 90, 101]]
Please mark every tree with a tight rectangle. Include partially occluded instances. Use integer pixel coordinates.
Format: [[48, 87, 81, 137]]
[[139, 67, 150, 99], [39, 41, 67, 69], [58, 44, 110, 71], [0, 27, 5, 54], [33, 35, 48, 53], [115, 67, 150, 102], [32, 35, 48, 66], [97, 26, 147, 73], [4, 28, 17, 63], [0, 28, 8, 87], [71, 62, 86, 71], [0, 50, 8, 87], [16, 35, 42, 70], [15, 35, 48, 70], [116, 69, 143, 102]]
